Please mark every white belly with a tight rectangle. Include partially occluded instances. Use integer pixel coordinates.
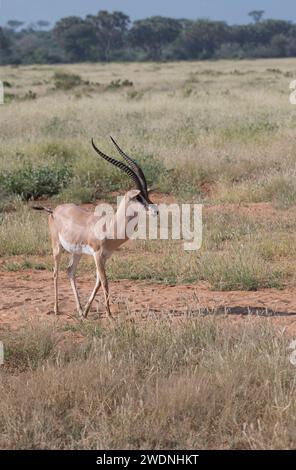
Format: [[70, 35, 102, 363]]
[[59, 234, 95, 256]]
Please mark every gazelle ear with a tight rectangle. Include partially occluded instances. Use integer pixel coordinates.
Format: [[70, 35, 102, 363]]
[[127, 189, 141, 200]]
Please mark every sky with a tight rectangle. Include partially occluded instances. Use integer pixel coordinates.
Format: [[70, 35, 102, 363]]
[[0, 0, 295, 26]]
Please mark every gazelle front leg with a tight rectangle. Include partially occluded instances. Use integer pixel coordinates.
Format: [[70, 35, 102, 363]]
[[83, 251, 112, 319], [82, 252, 102, 318], [98, 258, 112, 318], [67, 254, 83, 318]]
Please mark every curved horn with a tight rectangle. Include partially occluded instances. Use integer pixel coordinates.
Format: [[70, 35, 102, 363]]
[[91, 139, 142, 190], [110, 136, 148, 194]]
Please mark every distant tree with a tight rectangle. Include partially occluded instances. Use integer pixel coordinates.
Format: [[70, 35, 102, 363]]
[[6, 20, 25, 31], [1, 10, 296, 64], [270, 34, 288, 56], [0, 27, 9, 48], [0, 27, 11, 63], [248, 10, 265, 23], [16, 33, 42, 61], [286, 26, 296, 56], [37, 20, 50, 30], [178, 19, 230, 59], [129, 16, 181, 60], [54, 16, 97, 61], [86, 10, 130, 61]]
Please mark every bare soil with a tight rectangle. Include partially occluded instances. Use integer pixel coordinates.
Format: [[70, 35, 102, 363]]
[[1, 270, 296, 334]]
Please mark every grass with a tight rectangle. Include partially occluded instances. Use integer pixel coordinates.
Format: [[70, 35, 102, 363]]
[[0, 317, 296, 449], [0, 205, 50, 256], [1, 59, 296, 201], [1, 59, 296, 451], [200, 246, 283, 291]]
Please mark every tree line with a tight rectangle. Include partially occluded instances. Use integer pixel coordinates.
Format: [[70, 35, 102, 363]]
[[0, 10, 296, 64]]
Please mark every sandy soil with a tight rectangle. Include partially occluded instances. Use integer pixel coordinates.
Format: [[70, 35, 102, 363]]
[[1, 270, 296, 334]]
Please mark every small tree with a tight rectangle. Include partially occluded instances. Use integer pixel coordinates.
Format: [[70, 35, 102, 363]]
[[248, 10, 265, 23]]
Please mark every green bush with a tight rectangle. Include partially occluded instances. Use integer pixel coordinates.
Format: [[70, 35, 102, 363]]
[[0, 163, 72, 200]]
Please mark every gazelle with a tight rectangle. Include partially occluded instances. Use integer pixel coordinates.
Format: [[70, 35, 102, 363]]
[[34, 137, 158, 319]]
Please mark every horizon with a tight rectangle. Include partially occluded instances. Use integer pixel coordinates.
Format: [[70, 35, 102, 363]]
[[1, 0, 296, 27]]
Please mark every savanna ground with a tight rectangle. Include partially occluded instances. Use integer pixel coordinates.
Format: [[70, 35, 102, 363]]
[[1, 59, 296, 449]]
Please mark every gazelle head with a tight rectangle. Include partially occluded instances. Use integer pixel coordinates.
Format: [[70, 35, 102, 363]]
[[91, 137, 159, 217]]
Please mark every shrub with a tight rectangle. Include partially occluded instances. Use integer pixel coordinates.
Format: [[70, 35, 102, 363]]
[[22, 90, 37, 100], [105, 79, 133, 91], [53, 72, 84, 90], [0, 163, 72, 200]]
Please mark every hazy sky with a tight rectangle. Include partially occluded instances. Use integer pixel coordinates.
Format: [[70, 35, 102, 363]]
[[0, 0, 295, 26]]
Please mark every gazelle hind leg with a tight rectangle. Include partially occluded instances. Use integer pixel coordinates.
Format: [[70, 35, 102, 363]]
[[67, 254, 83, 318]]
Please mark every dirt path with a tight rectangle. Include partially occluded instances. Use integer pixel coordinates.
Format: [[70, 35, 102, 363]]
[[1, 270, 296, 334]]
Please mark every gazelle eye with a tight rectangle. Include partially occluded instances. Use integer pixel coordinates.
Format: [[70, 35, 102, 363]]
[[137, 195, 145, 204]]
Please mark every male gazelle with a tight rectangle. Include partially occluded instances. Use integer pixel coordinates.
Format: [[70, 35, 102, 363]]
[[34, 137, 158, 319]]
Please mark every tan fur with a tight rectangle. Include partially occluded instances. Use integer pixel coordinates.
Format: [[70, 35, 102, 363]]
[[47, 189, 150, 318]]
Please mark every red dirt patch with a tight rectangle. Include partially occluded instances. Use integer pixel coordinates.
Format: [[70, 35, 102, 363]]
[[1, 270, 296, 334]]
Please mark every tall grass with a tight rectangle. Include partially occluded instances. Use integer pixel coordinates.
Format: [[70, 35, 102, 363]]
[[0, 318, 295, 449], [0, 205, 50, 256]]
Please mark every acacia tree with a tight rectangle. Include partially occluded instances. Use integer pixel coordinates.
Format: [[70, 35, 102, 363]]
[[248, 10, 265, 23], [129, 16, 182, 60], [86, 10, 130, 61], [53, 16, 97, 61]]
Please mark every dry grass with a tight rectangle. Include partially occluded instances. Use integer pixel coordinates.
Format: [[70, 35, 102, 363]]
[[1, 60, 296, 450], [1, 317, 296, 449], [1, 60, 296, 198]]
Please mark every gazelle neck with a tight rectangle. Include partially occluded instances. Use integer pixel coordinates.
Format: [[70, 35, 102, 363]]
[[107, 195, 141, 245]]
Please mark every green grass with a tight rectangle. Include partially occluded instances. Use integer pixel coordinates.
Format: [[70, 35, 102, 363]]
[[200, 246, 283, 291]]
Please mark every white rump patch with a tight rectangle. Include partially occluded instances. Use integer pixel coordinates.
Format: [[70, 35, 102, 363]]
[[59, 234, 95, 256]]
